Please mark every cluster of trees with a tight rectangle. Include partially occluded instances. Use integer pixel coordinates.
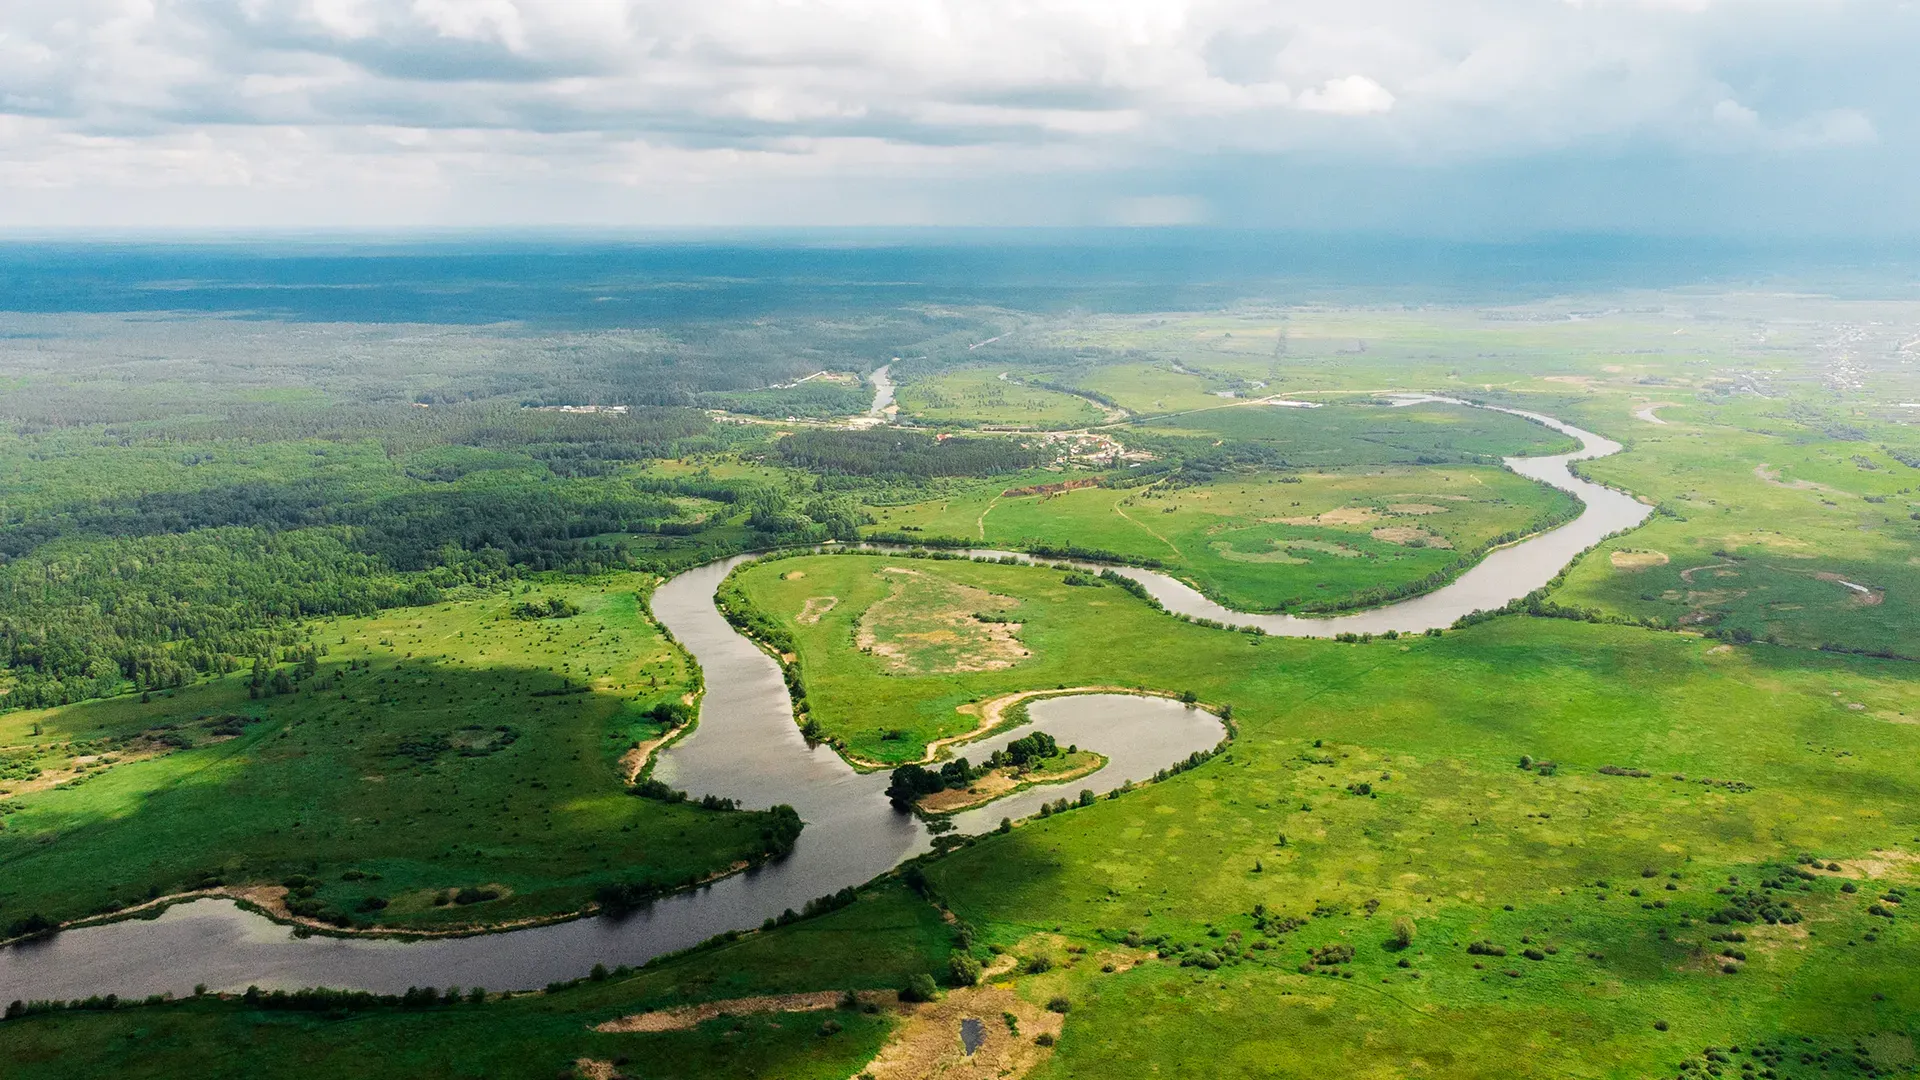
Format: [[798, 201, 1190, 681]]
[[774, 428, 1045, 479], [885, 757, 979, 809], [884, 731, 1064, 810]]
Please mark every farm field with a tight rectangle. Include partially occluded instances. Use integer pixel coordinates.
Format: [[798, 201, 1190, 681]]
[[0, 574, 791, 934]]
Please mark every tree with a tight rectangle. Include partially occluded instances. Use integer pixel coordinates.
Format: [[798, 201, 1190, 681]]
[[901, 973, 940, 1003], [948, 951, 983, 987], [1388, 916, 1416, 950]]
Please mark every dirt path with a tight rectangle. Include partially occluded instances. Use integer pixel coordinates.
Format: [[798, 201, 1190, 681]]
[[596, 990, 877, 1032], [1677, 560, 1736, 584], [1110, 501, 1182, 558], [976, 493, 1002, 540]]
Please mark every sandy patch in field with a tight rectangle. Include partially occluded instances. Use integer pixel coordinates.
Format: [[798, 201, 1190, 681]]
[[1387, 503, 1450, 515], [920, 771, 1020, 812], [1209, 539, 1307, 564], [1678, 561, 1736, 584], [1754, 464, 1844, 495], [781, 570, 806, 580], [574, 1060, 617, 1080], [1544, 375, 1597, 386], [1814, 572, 1884, 605], [596, 990, 863, 1033], [619, 733, 671, 785], [1832, 850, 1920, 880], [1286, 539, 1365, 557], [796, 596, 839, 624], [857, 985, 1062, 1080], [1371, 526, 1452, 548], [1291, 506, 1381, 526], [1611, 550, 1671, 571], [858, 572, 1028, 674]]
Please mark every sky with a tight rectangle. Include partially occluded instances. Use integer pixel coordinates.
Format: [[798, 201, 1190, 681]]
[[1, 0, 1916, 234]]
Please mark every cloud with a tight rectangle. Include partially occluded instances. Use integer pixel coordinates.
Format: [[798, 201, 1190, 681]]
[[0, 0, 1911, 229], [1296, 75, 1394, 115]]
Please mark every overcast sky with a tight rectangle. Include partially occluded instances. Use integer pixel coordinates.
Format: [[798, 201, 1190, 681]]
[[2, 0, 1915, 233]]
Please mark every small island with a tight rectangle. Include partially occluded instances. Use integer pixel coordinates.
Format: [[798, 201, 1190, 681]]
[[884, 730, 1106, 815]]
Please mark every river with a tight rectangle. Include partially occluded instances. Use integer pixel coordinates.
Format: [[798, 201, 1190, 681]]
[[0, 402, 1646, 1000]]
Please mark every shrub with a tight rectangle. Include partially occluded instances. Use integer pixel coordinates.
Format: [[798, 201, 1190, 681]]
[[1388, 916, 1415, 950], [948, 952, 983, 987], [819, 1018, 843, 1036], [1047, 996, 1072, 1014], [900, 973, 939, 1003], [1026, 955, 1054, 974], [1036, 1032, 1057, 1046]]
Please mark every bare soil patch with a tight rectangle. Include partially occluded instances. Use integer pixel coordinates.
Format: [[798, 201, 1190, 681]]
[[796, 595, 839, 624], [596, 990, 861, 1033], [857, 570, 1029, 674], [1610, 550, 1671, 571], [1387, 503, 1450, 515], [1283, 506, 1380, 526], [1371, 526, 1452, 548], [857, 985, 1062, 1080], [1209, 539, 1306, 564]]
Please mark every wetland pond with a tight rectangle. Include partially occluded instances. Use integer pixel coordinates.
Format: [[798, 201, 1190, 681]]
[[0, 403, 1646, 999]]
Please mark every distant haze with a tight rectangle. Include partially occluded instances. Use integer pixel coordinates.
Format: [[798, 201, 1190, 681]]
[[2, 1, 1916, 235]]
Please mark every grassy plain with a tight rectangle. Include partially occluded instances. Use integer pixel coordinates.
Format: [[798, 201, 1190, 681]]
[[876, 466, 1571, 611], [892, 367, 1107, 428], [747, 553, 1920, 1077], [0, 574, 787, 934]]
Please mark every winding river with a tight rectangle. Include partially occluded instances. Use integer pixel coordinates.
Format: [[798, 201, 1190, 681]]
[[0, 401, 1648, 1001]]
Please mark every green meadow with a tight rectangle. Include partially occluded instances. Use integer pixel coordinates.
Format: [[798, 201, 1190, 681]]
[[892, 367, 1109, 428], [0, 574, 788, 934]]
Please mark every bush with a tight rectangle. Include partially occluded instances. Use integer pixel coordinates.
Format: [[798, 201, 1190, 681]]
[[1025, 955, 1054, 974], [1388, 916, 1415, 950], [948, 952, 983, 987], [900, 973, 940, 1003], [1036, 1032, 1057, 1046], [1047, 996, 1071, 1014]]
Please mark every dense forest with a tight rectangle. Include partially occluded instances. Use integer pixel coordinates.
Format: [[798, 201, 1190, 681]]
[[772, 428, 1046, 478]]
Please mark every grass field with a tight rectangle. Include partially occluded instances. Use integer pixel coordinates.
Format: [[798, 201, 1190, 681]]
[[893, 367, 1108, 428], [867, 463, 1576, 612], [1137, 399, 1579, 463], [740, 552, 1920, 1076], [1552, 396, 1920, 657], [0, 574, 792, 935]]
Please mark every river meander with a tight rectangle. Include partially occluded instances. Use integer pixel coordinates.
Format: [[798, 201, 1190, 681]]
[[0, 402, 1646, 1000]]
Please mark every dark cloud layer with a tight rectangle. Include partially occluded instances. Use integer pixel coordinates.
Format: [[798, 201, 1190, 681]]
[[0, 0, 1913, 230]]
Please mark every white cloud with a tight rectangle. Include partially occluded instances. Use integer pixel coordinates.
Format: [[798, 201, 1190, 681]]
[[1295, 75, 1394, 115], [0, 0, 1908, 227]]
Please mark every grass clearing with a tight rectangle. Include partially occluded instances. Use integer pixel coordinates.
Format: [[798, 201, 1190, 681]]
[[894, 367, 1107, 428]]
